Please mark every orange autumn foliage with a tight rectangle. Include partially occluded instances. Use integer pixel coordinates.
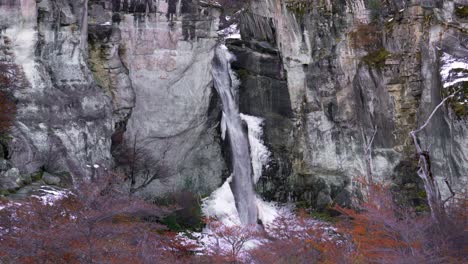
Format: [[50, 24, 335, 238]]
[[336, 180, 467, 263]]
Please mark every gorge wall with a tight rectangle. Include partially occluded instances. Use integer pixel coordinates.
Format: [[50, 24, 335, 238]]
[[0, 0, 467, 210], [0, 0, 225, 196], [233, 0, 467, 208]]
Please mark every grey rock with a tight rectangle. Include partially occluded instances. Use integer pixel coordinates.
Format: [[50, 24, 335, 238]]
[[316, 191, 332, 210], [60, 5, 76, 25], [42, 172, 61, 186], [236, 0, 468, 206], [87, 0, 225, 197], [0, 168, 22, 191], [0, 159, 11, 171], [1, 0, 113, 183]]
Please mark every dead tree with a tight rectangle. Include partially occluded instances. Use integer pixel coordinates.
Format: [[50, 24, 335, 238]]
[[409, 91, 458, 225], [362, 126, 378, 182]]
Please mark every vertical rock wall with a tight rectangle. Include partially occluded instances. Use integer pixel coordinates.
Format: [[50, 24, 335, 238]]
[[88, 0, 225, 196], [234, 0, 467, 208], [1, 0, 226, 196], [0, 0, 113, 189]]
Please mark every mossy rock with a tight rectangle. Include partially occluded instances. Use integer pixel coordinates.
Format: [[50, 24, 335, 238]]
[[415, 204, 429, 213], [455, 5, 468, 18], [160, 191, 204, 232], [310, 209, 338, 223], [161, 214, 183, 232], [295, 200, 311, 209], [443, 83, 467, 118], [417, 190, 427, 199], [234, 69, 249, 80], [31, 171, 44, 181], [362, 48, 390, 68]]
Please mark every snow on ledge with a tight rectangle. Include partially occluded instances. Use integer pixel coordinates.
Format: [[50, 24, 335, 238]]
[[440, 52, 468, 89]]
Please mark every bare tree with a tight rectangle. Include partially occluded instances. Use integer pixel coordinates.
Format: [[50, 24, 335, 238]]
[[113, 133, 171, 194], [0, 173, 172, 263], [204, 220, 260, 262], [361, 126, 378, 182], [409, 90, 459, 225]]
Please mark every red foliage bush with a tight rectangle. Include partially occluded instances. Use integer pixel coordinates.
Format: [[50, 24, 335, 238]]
[[0, 90, 16, 136], [336, 180, 468, 263], [0, 175, 178, 263]]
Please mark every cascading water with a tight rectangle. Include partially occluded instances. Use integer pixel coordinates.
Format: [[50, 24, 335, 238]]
[[212, 45, 257, 225]]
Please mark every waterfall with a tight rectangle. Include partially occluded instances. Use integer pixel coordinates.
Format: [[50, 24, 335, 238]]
[[212, 45, 257, 225]]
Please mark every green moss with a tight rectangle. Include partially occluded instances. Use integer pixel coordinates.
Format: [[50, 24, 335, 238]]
[[159, 192, 204, 232], [417, 190, 427, 199], [0, 134, 12, 143], [162, 214, 183, 232], [362, 48, 390, 68], [368, 0, 383, 23], [310, 211, 337, 223], [443, 82, 467, 118], [285, 0, 313, 18], [234, 69, 249, 80], [452, 102, 467, 117], [455, 5, 468, 18], [31, 171, 44, 181], [295, 200, 310, 209], [415, 204, 429, 213]]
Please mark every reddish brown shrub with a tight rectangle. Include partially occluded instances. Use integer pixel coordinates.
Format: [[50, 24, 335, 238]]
[[0, 90, 16, 135]]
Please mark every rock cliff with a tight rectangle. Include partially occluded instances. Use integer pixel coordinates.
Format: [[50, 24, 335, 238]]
[[0, 0, 466, 208], [0, 0, 225, 196], [232, 0, 467, 208], [0, 0, 113, 192]]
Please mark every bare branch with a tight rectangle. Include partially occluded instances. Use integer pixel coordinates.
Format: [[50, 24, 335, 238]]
[[409, 89, 460, 225]]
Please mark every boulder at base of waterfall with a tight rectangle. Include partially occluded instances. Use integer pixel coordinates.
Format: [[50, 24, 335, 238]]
[[42, 172, 62, 186]]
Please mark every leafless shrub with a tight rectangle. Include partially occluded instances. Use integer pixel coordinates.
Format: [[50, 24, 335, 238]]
[[113, 134, 171, 194]]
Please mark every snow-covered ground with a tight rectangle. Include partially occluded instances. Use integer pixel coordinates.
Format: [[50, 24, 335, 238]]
[[31, 187, 70, 206]]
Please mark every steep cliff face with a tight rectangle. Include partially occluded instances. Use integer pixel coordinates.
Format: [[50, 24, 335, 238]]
[[87, 0, 226, 196], [233, 0, 467, 208], [0, 0, 225, 196], [0, 0, 466, 208], [0, 0, 113, 192]]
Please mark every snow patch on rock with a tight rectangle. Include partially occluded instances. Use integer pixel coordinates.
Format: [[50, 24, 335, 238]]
[[440, 52, 468, 88], [218, 24, 241, 40]]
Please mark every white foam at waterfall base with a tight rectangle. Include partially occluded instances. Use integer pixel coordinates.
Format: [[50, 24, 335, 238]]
[[202, 181, 279, 226], [240, 114, 271, 183], [202, 112, 278, 226], [202, 176, 242, 226]]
